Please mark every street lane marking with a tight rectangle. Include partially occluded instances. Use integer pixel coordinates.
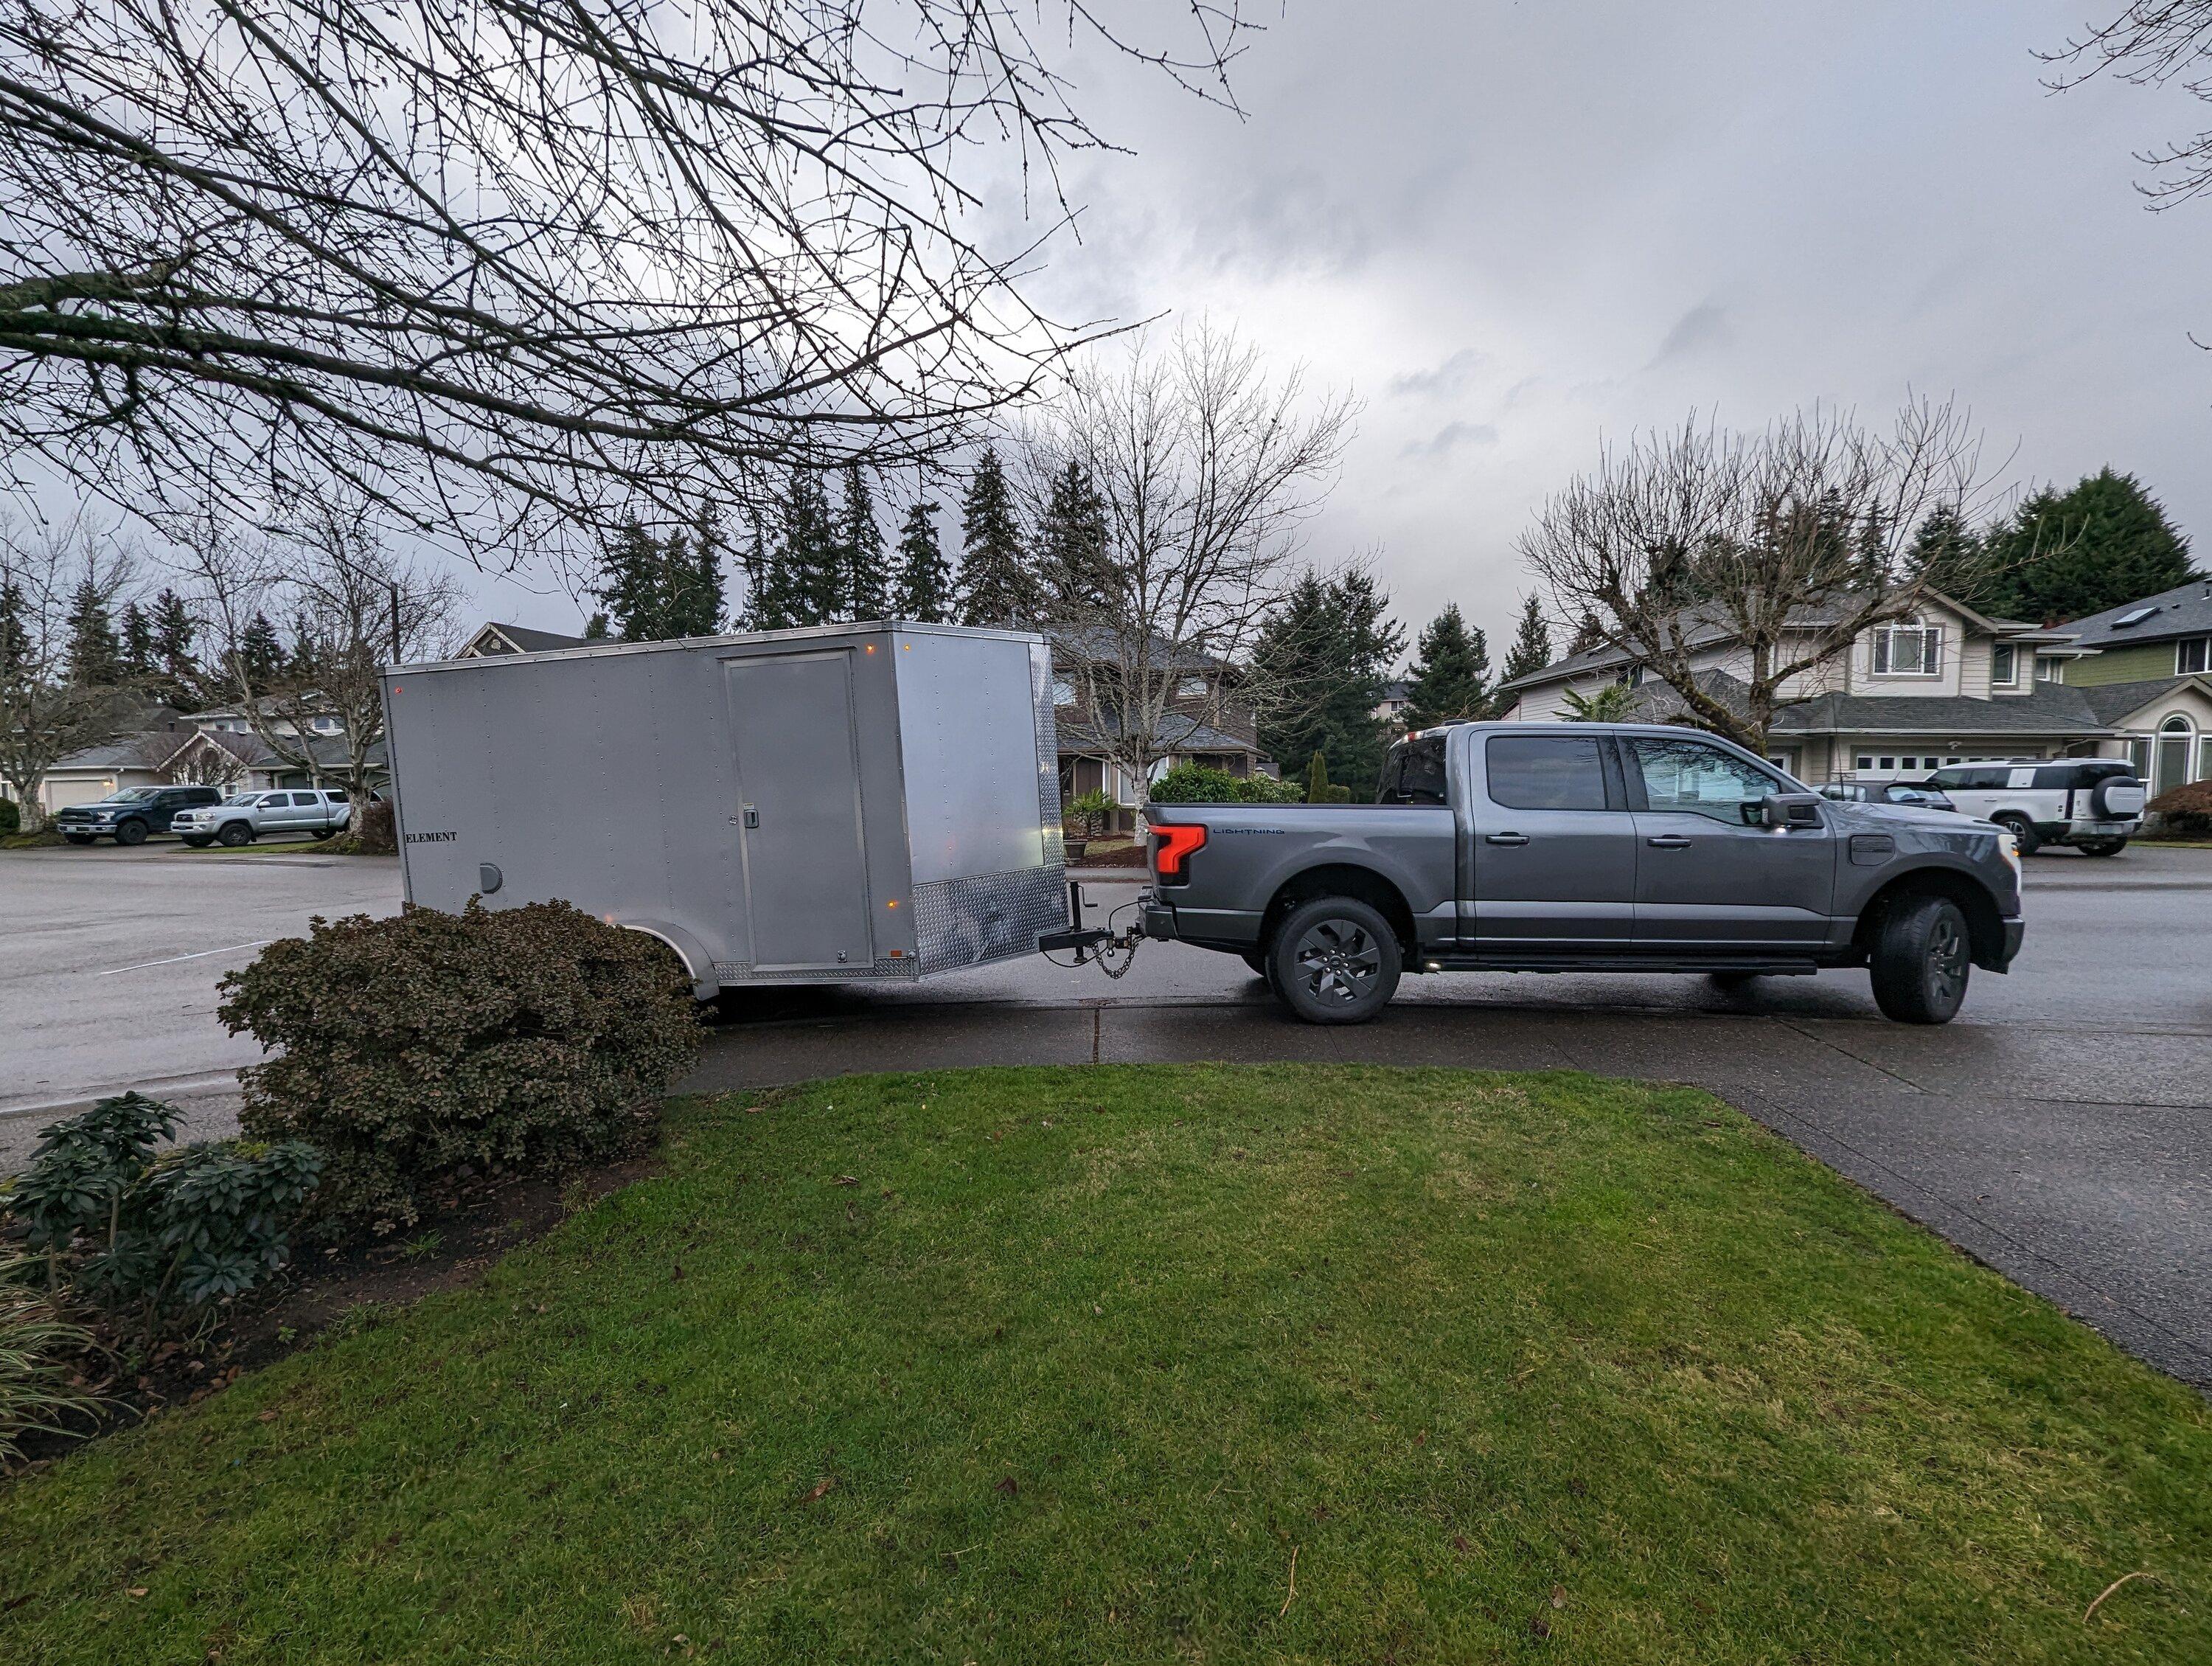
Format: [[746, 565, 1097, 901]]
[[99, 941, 272, 976]]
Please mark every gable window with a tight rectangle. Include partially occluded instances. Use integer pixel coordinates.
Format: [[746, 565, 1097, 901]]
[[1871, 621, 1941, 677], [1990, 645, 2018, 687], [1175, 676, 1208, 699], [2179, 638, 2211, 675], [2037, 656, 2062, 682]]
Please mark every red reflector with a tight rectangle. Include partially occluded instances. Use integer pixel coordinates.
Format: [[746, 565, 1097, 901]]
[[1151, 822, 1208, 876]]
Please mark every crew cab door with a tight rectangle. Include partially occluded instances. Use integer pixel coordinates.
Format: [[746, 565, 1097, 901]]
[[1467, 732, 1639, 951], [1621, 735, 1836, 951]]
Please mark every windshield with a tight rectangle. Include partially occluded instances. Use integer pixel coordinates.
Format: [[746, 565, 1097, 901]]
[[220, 794, 258, 806], [99, 787, 160, 803]]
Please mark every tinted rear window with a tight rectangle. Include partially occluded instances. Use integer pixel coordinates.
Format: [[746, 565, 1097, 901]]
[[1486, 735, 1610, 811]]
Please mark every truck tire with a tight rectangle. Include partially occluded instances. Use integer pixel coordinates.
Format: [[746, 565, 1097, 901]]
[[311, 827, 336, 841], [2076, 837, 2127, 857], [1868, 894, 1971, 1024], [1266, 895, 1402, 1025], [114, 819, 148, 845], [216, 821, 254, 847], [1992, 813, 2038, 857]]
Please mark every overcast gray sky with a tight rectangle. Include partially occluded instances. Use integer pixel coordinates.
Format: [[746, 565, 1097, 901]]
[[479, 0, 2212, 659]]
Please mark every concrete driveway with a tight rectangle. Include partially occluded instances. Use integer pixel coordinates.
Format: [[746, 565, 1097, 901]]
[[3, 839, 2208, 1385]]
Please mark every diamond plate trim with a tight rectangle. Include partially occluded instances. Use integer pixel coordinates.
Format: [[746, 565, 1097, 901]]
[[711, 957, 920, 984], [914, 866, 1066, 974]]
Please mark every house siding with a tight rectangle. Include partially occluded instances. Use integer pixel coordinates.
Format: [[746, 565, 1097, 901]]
[[2065, 642, 2184, 686]]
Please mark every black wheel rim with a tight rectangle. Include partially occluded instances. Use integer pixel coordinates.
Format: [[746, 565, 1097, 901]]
[[1927, 916, 1966, 1004], [1291, 917, 1382, 1006]]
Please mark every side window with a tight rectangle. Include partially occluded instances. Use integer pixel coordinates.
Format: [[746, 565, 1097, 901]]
[[327, 788, 349, 803], [1485, 735, 1610, 811], [1630, 737, 1778, 827], [1927, 768, 1966, 790], [290, 792, 320, 806], [1379, 736, 1448, 805]]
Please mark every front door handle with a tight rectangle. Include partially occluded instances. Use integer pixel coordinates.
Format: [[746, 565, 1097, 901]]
[[1646, 834, 1692, 850], [1484, 831, 1528, 846]]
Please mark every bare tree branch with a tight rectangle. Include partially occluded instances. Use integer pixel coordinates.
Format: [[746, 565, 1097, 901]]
[[0, 1, 1263, 566], [0, 512, 142, 827]]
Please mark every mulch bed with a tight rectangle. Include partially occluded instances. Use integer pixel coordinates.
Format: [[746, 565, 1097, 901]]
[[13, 1120, 664, 1471]]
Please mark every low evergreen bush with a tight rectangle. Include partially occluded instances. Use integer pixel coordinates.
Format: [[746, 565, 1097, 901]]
[[1150, 763, 1304, 805], [219, 900, 702, 1232]]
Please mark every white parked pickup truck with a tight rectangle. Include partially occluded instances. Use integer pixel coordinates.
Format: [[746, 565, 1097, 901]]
[[173, 788, 353, 847]]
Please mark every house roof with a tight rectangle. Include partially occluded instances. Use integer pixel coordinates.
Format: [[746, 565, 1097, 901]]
[[1497, 590, 2076, 695], [1770, 682, 2111, 737], [1057, 709, 1261, 757], [2059, 579, 2212, 649], [2072, 675, 2212, 727], [467, 621, 591, 655], [1045, 622, 1225, 673], [167, 727, 389, 774]]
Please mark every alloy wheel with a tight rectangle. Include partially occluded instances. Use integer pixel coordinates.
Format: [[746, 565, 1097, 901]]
[[1926, 914, 1966, 1006], [1291, 918, 1382, 1007]]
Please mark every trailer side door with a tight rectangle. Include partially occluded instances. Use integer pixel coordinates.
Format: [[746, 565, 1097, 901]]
[[726, 650, 874, 972]]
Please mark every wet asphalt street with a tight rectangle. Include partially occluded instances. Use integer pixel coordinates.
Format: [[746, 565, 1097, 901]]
[[4, 839, 2209, 1384]]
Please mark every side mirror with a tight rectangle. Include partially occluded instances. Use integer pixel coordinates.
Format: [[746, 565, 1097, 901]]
[[1763, 791, 1826, 830]]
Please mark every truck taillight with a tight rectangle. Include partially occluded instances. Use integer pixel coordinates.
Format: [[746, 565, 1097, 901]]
[[1150, 822, 1208, 882]]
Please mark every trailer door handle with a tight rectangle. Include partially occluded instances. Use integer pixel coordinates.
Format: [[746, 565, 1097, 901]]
[[742, 808, 759, 829], [1484, 831, 1528, 846], [1646, 834, 1692, 850]]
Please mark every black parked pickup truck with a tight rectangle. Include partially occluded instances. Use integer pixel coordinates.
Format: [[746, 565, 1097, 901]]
[[1138, 722, 2025, 1027]]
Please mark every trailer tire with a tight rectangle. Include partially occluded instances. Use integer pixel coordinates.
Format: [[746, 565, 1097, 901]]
[[1266, 895, 1402, 1025]]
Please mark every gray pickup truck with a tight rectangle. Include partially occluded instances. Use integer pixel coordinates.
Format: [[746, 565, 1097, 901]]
[[1137, 722, 2024, 1027]]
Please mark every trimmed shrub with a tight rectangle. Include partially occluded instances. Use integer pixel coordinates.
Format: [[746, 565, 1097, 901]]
[[219, 900, 702, 1232], [2149, 779, 2212, 835], [0, 796, 18, 836], [335, 796, 397, 855], [1150, 764, 1305, 805]]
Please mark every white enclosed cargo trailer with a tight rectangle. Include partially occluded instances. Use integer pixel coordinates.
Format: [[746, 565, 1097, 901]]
[[378, 622, 1071, 995]]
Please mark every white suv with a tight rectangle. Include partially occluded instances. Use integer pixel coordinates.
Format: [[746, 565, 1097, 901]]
[[174, 788, 353, 847], [1919, 760, 2145, 857]]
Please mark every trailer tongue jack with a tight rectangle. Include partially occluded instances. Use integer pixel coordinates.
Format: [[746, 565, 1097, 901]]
[[1037, 880, 1144, 973]]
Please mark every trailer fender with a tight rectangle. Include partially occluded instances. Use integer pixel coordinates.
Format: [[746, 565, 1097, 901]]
[[616, 917, 720, 1000]]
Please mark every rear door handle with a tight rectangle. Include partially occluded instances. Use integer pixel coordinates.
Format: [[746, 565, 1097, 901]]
[[1646, 834, 1692, 849], [1484, 832, 1528, 846]]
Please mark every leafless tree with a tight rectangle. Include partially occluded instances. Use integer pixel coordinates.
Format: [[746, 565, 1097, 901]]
[[0, 513, 142, 827], [1518, 401, 2003, 752], [1020, 321, 1354, 802], [170, 507, 464, 823], [2045, 4, 2212, 209], [0, 1, 1260, 566]]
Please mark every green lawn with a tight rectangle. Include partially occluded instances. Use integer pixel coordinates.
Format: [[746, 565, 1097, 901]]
[[4, 1065, 2207, 1662]]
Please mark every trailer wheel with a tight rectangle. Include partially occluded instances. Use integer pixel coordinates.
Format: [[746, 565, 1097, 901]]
[[1266, 895, 1402, 1025]]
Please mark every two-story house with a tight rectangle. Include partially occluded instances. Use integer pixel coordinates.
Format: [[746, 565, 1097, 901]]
[[2053, 578, 2212, 796], [1046, 624, 1271, 824], [1493, 590, 2212, 788]]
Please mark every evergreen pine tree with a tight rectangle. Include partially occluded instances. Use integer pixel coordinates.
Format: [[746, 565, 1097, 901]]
[[592, 518, 664, 640], [1979, 468, 2198, 622], [65, 579, 122, 685], [0, 582, 29, 680], [1249, 568, 1406, 791], [1402, 604, 1491, 729], [149, 589, 201, 706], [893, 499, 955, 622], [751, 469, 843, 628], [664, 510, 726, 636], [1495, 595, 1555, 707], [236, 612, 287, 689], [1905, 504, 1986, 603], [1305, 750, 1330, 803], [957, 447, 1037, 625], [1037, 459, 1112, 617], [582, 612, 611, 639], [838, 467, 890, 621], [119, 601, 156, 681]]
